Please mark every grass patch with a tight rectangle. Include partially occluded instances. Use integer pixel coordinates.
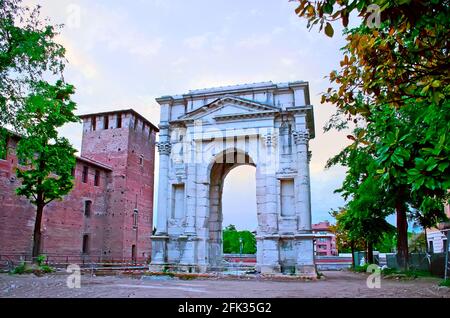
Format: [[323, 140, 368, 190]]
[[143, 271, 175, 278], [382, 268, 433, 279], [439, 279, 450, 287], [9, 255, 55, 275], [351, 263, 370, 273], [10, 262, 33, 275]]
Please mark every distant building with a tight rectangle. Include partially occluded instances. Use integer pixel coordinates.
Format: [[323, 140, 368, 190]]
[[426, 203, 450, 253], [0, 109, 158, 263], [312, 221, 338, 256]]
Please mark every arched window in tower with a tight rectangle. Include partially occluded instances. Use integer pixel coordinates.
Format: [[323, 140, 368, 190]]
[[82, 234, 89, 254], [133, 209, 138, 229]]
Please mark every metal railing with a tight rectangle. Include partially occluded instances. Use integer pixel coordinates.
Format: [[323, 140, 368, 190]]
[[0, 253, 150, 271]]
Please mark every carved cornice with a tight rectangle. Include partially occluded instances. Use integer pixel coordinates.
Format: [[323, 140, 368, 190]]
[[156, 142, 172, 155], [292, 130, 309, 145], [214, 110, 277, 122]]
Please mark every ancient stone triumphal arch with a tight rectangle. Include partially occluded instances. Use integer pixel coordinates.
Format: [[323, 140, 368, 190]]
[[150, 81, 316, 276]]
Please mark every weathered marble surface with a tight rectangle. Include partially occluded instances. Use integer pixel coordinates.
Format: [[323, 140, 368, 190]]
[[151, 81, 316, 276]]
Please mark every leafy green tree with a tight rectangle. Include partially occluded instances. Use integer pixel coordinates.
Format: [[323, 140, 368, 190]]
[[374, 232, 397, 253], [15, 80, 79, 258], [294, 0, 450, 269], [1, 0, 66, 128], [2, 0, 79, 260], [408, 232, 426, 253], [0, 128, 8, 159], [327, 133, 396, 264], [223, 225, 256, 254], [345, 177, 396, 263], [330, 208, 365, 267]]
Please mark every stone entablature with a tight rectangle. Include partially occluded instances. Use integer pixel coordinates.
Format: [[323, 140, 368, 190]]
[[151, 81, 316, 276]]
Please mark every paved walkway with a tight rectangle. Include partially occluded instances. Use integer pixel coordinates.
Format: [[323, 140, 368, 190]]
[[1, 271, 449, 298]]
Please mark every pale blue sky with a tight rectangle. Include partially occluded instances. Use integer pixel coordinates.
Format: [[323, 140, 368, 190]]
[[29, 0, 356, 230]]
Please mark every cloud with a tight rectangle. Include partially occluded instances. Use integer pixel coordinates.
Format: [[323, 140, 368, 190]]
[[250, 8, 264, 17], [237, 34, 272, 48], [280, 58, 295, 66], [57, 35, 100, 80], [128, 38, 163, 57], [29, 0, 351, 228], [184, 34, 210, 49], [272, 26, 285, 35]]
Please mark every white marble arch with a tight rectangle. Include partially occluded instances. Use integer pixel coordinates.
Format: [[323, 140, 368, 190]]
[[150, 81, 316, 276]]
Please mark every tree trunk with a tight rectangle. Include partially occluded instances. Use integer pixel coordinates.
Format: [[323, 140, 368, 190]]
[[424, 229, 428, 254], [32, 201, 44, 261], [367, 241, 374, 264], [424, 229, 431, 271], [396, 200, 409, 271], [351, 241, 356, 268]]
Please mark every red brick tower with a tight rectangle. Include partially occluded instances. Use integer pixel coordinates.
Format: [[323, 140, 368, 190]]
[[79, 109, 158, 263]]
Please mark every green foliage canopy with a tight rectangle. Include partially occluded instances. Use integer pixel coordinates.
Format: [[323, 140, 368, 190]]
[[1, 0, 66, 128], [223, 225, 256, 254], [295, 0, 450, 268], [15, 80, 79, 206]]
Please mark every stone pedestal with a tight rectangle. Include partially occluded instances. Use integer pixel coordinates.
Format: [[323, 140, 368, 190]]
[[149, 235, 168, 271], [294, 234, 316, 276], [257, 235, 281, 274], [179, 235, 197, 266]]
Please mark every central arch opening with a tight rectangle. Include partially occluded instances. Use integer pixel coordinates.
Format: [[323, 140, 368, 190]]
[[208, 149, 256, 269], [222, 166, 257, 260]]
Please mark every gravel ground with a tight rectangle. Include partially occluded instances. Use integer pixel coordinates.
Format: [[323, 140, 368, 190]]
[[1, 271, 449, 298]]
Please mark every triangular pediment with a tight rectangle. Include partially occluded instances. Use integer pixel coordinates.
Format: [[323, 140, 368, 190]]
[[174, 96, 278, 123]]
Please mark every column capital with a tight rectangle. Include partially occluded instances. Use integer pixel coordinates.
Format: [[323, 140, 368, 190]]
[[292, 130, 309, 145], [157, 141, 172, 155], [261, 132, 278, 148]]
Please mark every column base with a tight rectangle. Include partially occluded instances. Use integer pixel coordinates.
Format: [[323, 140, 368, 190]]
[[150, 235, 169, 264], [148, 263, 207, 274], [257, 264, 281, 274], [296, 264, 317, 277]]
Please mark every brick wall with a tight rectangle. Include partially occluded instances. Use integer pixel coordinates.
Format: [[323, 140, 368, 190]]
[[0, 110, 157, 264]]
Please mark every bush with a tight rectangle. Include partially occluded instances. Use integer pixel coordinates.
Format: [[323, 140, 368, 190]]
[[11, 262, 33, 275], [439, 279, 450, 287], [40, 265, 55, 273], [381, 267, 397, 276], [36, 254, 46, 266], [10, 256, 55, 275], [11, 262, 26, 274], [352, 263, 370, 273], [382, 268, 432, 278]]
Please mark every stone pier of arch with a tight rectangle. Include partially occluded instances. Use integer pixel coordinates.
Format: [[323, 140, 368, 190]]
[[150, 81, 316, 277]]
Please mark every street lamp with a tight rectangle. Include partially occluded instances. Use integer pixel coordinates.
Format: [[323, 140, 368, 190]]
[[239, 237, 243, 259]]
